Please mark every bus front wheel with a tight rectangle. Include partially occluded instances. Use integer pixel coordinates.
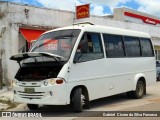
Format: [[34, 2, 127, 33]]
[[72, 88, 85, 112]]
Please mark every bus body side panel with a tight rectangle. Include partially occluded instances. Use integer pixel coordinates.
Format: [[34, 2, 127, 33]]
[[67, 57, 156, 103], [67, 58, 129, 102], [67, 59, 110, 102], [133, 58, 156, 89]]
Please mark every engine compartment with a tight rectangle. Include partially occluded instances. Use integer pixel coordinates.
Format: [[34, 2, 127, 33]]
[[15, 62, 64, 81]]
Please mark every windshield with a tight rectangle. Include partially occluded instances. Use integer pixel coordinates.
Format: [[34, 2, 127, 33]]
[[30, 29, 81, 61]]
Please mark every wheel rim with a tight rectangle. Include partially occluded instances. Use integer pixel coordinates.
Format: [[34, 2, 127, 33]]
[[81, 94, 85, 106], [137, 83, 144, 97]]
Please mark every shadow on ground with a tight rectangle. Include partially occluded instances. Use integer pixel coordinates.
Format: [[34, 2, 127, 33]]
[[22, 93, 151, 117]]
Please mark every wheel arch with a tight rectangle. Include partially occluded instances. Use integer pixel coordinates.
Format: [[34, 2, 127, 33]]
[[70, 85, 89, 104], [133, 73, 146, 94]]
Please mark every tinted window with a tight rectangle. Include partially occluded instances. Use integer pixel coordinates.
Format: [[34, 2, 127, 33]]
[[124, 37, 141, 57], [103, 34, 125, 58], [74, 33, 104, 62], [140, 38, 154, 57]]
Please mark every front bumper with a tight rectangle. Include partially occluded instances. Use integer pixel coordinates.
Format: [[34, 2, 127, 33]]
[[13, 81, 67, 105]]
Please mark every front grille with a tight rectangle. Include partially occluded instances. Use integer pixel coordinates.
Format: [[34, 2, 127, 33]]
[[19, 85, 41, 87], [18, 91, 44, 94], [19, 94, 43, 96], [17, 91, 46, 99], [21, 97, 42, 99]]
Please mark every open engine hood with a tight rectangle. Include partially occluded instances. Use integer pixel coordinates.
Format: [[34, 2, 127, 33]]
[[10, 52, 64, 62]]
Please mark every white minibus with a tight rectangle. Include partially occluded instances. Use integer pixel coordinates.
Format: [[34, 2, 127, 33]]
[[10, 22, 156, 112]]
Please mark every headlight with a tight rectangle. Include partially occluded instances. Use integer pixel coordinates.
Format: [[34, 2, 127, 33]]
[[43, 78, 65, 86], [48, 79, 55, 85]]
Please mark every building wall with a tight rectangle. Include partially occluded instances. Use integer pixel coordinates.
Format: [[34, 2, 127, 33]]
[[7, 4, 74, 27], [0, 2, 75, 86], [0, 2, 160, 86], [0, 2, 10, 86], [113, 7, 160, 22], [76, 15, 160, 39]]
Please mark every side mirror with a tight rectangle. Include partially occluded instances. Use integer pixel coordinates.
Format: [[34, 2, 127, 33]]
[[73, 59, 77, 64]]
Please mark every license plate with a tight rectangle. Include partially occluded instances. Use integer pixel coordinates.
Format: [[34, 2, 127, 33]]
[[24, 88, 35, 93]]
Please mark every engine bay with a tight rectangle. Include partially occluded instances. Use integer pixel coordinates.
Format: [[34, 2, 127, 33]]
[[15, 62, 64, 81]]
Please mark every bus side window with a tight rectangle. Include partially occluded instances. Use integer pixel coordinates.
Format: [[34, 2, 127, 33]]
[[124, 36, 141, 57], [140, 38, 154, 57], [74, 32, 104, 63], [103, 34, 125, 58]]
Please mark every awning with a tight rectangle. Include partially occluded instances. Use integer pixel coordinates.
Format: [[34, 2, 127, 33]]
[[19, 28, 45, 42]]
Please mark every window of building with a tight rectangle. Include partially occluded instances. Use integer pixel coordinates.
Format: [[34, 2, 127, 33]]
[[124, 36, 141, 57], [140, 38, 154, 57], [74, 32, 104, 62], [103, 34, 125, 58]]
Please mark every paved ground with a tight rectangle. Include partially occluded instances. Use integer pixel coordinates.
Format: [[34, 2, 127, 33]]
[[0, 82, 160, 120]]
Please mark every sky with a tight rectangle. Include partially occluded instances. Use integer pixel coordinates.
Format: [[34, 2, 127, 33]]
[[2, 0, 160, 17]]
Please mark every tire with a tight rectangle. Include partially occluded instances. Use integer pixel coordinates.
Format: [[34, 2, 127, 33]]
[[83, 91, 90, 109], [83, 98, 90, 109], [27, 104, 38, 110], [126, 81, 145, 99], [72, 88, 84, 112], [133, 81, 145, 99]]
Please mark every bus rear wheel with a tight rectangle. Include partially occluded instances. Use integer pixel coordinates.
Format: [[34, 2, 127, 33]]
[[27, 104, 38, 110], [126, 80, 145, 99]]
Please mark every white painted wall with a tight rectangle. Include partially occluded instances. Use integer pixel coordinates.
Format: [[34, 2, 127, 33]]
[[0, 2, 76, 85], [0, 2, 160, 86], [7, 3, 75, 27]]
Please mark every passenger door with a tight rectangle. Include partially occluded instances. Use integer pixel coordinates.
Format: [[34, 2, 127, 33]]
[[68, 32, 108, 100]]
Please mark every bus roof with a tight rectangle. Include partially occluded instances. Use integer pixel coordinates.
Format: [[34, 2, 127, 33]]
[[44, 23, 150, 38]]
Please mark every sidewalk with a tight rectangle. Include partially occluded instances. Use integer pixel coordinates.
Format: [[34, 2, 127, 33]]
[[0, 87, 26, 111], [0, 87, 13, 100]]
